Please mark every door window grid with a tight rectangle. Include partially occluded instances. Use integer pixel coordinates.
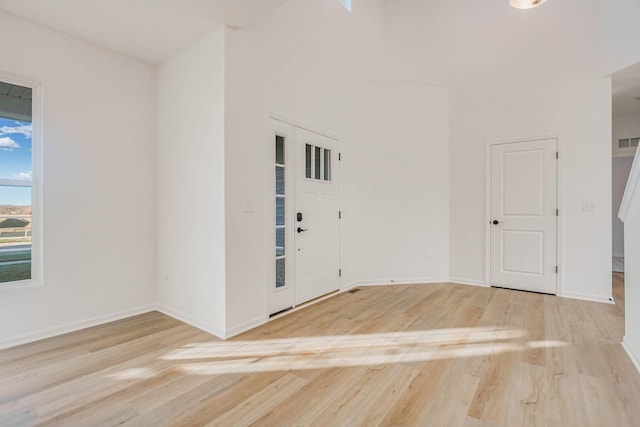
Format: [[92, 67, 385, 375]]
[[305, 143, 332, 182], [275, 135, 286, 288]]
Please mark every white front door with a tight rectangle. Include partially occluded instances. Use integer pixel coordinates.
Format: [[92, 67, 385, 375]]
[[490, 139, 558, 294], [294, 127, 340, 305]]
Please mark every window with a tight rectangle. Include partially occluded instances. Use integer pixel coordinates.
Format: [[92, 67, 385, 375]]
[[340, 0, 352, 13], [275, 135, 286, 288], [0, 78, 40, 286], [304, 143, 332, 182]]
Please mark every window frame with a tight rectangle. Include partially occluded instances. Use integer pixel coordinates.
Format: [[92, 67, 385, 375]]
[[0, 73, 43, 290]]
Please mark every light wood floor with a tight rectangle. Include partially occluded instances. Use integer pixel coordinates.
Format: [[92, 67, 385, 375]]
[[1, 274, 639, 426]]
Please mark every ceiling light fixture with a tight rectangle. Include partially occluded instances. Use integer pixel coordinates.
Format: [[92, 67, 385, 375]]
[[510, 0, 548, 9]]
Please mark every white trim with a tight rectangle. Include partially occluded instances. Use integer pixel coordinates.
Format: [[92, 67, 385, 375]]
[[343, 277, 451, 290], [0, 72, 44, 289], [619, 148, 640, 222], [486, 134, 560, 146], [265, 114, 343, 318], [622, 338, 640, 374], [560, 291, 614, 304], [485, 137, 561, 295], [556, 136, 564, 297], [265, 118, 296, 317], [0, 305, 156, 350], [268, 113, 340, 142], [226, 316, 266, 339], [268, 289, 342, 321], [0, 179, 32, 186], [156, 304, 225, 340], [484, 143, 492, 287], [450, 277, 490, 288]]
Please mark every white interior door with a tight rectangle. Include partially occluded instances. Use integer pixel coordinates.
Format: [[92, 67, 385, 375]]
[[490, 139, 558, 294], [294, 127, 340, 305]]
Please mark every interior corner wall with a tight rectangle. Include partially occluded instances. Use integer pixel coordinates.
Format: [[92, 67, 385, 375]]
[[156, 28, 226, 338], [224, 0, 450, 336], [449, 74, 613, 301], [623, 168, 640, 371], [0, 12, 157, 349], [342, 83, 450, 288], [434, 0, 624, 302]]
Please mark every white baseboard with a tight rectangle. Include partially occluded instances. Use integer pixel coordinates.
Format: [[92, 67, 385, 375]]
[[561, 291, 614, 305], [0, 305, 156, 351], [449, 277, 489, 288], [156, 304, 225, 340], [622, 338, 640, 374], [343, 277, 451, 290], [226, 316, 266, 339]]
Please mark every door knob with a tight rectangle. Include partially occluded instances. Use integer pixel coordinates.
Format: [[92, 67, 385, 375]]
[[297, 227, 308, 233], [492, 220, 503, 225]]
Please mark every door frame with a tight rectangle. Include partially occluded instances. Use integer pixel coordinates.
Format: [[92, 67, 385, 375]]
[[264, 113, 343, 321], [484, 136, 563, 295]]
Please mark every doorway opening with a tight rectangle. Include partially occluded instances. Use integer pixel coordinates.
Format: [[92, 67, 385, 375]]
[[611, 63, 640, 277]]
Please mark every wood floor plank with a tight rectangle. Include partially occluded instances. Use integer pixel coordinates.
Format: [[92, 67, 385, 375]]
[[0, 274, 638, 426]]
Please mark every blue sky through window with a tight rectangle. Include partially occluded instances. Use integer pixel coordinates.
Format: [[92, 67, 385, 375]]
[[0, 117, 33, 206]]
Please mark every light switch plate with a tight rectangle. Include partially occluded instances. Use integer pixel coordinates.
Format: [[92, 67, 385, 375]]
[[582, 201, 597, 213]]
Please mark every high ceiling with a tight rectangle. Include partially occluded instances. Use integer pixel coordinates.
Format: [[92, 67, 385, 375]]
[[0, 0, 639, 116], [0, 0, 288, 64]]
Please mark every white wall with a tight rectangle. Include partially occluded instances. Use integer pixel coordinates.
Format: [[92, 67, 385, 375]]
[[224, 0, 450, 335], [156, 29, 226, 338], [613, 156, 634, 258], [601, 0, 640, 76], [620, 151, 640, 372], [612, 113, 639, 267], [4, 0, 640, 349], [385, 0, 614, 301], [449, 75, 613, 301], [623, 202, 640, 371], [0, 12, 157, 349], [342, 83, 450, 287], [445, 3, 613, 300]]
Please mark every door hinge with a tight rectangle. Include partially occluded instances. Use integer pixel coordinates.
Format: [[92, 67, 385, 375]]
[[339, 153, 341, 161], [556, 151, 559, 159], [556, 208, 559, 216], [339, 269, 342, 278], [555, 266, 558, 274], [339, 210, 342, 219]]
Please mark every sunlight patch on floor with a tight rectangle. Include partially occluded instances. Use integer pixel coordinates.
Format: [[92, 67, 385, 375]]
[[107, 367, 157, 380], [104, 327, 568, 379], [161, 327, 528, 361], [174, 340, 567, 376]]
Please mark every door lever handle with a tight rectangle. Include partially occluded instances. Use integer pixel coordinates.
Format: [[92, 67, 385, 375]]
[[492, 220, 503, 225], [297, 227, 308, 233]]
